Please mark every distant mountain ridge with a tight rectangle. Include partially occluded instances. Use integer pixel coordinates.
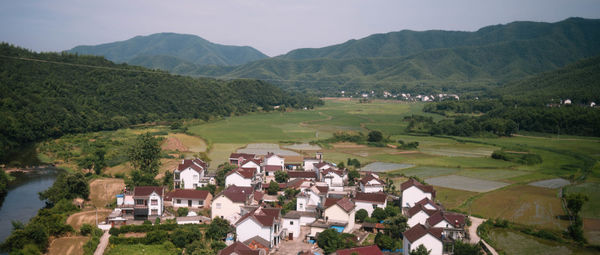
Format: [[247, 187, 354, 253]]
[[68, 33, 268, 67]]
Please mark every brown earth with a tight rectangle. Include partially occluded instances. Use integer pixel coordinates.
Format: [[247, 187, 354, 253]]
[[332, 142, 367, 148], [89, 178, 125, 208], [47, 236, 89, 255], [67, 209, 112, 230], [161, 136, 188, 152]]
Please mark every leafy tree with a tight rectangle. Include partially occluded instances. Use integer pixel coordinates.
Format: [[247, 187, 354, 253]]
[[215, 163, 236, 186], [337, 161, 345, 168], [355, 209, 368, 222], [205, 217, 232, 240], [453, 240, 483, 255], [316, 229, 355, 254], [267, 181, 279, 195], [374, 232, 395, 250], [367, 130, 383, 142], [171, 225, 203, 248], [384, 215, 408, 239], [348, 170, 360, 185], [384, 205, 400, 218], [128, 133, 162, 176], [39, 172, 89, 205], [275, 171, 289, 183], [163, 171, 174, 190], [282, 198, 296, 215], [410, 244, 431, 255], [177, 207, 189, 217], [80, 224, 93, 236], [125, 169, 158, 188], [371, 207, 387, 222], [565, 193, 588, 216], [284, 188, 300, 199], [197, 184, 217, 196], [277, 195, 286, 206]]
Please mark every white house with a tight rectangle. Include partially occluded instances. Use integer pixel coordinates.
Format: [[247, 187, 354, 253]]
[[359, 174, 385, 193], [296, 185, 327, 212], [425, 210, 466, 240], [321, 169, 345, 191], [303, 152, 323, 171], [229, 153, 257, 166], [264, 153, 284, 169], [403, 224, 444, 255], [287, 171, 318, 181], [168, 189, 213, 209], [211, 185, 254, 222], [263, 165, 283, 183], [406, 203, 439, 228], [235, 207, 282, 248], [219, 241, 265, 255], [322, 197, 356, 233], [240, 158, 263, 174], [282, 210, 317, 240], [225, 168, 257, 188], [353, 192, 387, 216], [133, 186, 164, 220], [401, 178, 435, 208], [174, 159, 208, 189]]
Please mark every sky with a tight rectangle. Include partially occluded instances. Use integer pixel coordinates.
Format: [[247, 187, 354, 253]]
[[1, 0, 600, 57]]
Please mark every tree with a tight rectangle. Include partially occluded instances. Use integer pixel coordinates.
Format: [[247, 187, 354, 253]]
[[384, 215, 408, 239], [268, 181, 279, 195], [128, 133, 162, 176], [410, 244, 431, 255], [275, 171, 289, 183], [205, 217, 232, 240], [384, 205, 400, 218], [355, 209, 368, 222], [565, 193, 588, 216], [197, 184, 216, 196], [348, 170, 360, 185], [91, 147, 107, 175], [337, 161, 345, 169], [215, 163, 236, 186], [284, 188, 300, 199], [453, 240, 483, 255], [177, 207, 189, 217], [367, 130, 383, 142], [163, 171, 174, 190], [372, 207, 387, 222], [316, 229, 354, 254], [39, 172, 89, 205], [374, 232, 395, 250]]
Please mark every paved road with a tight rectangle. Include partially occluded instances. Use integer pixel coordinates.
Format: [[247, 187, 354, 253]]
[[94, 231, 110, 255], [468, 216, 499, 255]]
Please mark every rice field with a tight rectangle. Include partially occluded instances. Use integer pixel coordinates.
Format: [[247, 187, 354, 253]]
[[282, 143, 322, 151], [361, 162, 414, 172], [426, 175, 509, 192], [529, 178, 571, 189], [389, 166, 460, 179], [488, 228, 597, 255], [564, 182, 600, 219]]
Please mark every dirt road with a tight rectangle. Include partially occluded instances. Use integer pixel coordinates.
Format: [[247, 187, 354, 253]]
[[469, 216, 499, 255]]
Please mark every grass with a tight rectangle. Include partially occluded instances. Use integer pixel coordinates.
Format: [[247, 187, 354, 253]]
[[564, 182, 600, 219], [488, 228, 598, 255], [464, 185, 569, 230], [47, 236, 89, 255], [434, 187, 478, 210], [105, 243, 180, 255]]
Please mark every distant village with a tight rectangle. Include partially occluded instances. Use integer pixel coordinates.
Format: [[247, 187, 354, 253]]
[[341, 90, 460, 102], [102, 150, 479, 255]]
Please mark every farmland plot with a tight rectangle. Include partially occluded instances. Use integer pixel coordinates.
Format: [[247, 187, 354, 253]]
[[426, 175, 509, 192], [362, 162, 414, 172], [529, 178, 571, 189]]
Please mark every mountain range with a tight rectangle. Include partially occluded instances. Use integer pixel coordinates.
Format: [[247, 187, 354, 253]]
[[68, 18, 600, 95]]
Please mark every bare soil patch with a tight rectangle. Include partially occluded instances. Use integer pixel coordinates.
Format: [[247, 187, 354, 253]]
[[48, 236, 88, 255], [89, 178, 125, 208], [161, 136, 188, 151], [332, 142, 367, 148], [584, 218, 600, 231], [67, 209, 112, 230]]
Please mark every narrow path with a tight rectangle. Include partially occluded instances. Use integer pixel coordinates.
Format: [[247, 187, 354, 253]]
[[468, 216, 499, 255], [94, 231, 110, 255]]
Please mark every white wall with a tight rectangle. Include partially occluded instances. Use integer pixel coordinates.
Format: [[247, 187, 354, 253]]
[[241, 161, 261, 174], [211, 195, 243, 222], [355, 201, 386, 216], [236, 218, 271, 244], [266, 155, 284, 168], [283, 218, 300, 238], [225, 172, 252, 187], [180, 168, 202, 189], [361, 185, 384, 193], [172, 197, 206, 208], [300, 216, 316, 226], [403, 234, 443, 255], [309, 226, 326, 237], [148, 192, 162, 216], [297, 196, 308, 211], [432, 220, 451, 228], [407, 211, 430, 227], [304, 159, 320, 171], [402, 186, 432, 208]]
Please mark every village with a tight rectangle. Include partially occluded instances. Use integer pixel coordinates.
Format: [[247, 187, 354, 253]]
[[103, 150, 490, 255]]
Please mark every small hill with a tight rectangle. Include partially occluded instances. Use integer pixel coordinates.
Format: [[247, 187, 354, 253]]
[[68, 33, 268, 67], [498, 56, 600, 103]]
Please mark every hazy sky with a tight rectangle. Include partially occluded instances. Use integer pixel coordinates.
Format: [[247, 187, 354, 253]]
[[1, 0, 599, 56]]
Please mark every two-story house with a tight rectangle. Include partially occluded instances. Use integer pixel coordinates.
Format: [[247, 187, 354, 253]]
[[225, 167, 260, 188], [235, 207, 283, 249], [321, 169, 346, 191], [211, 185, 254, 223], [133, 186, 164, 220], [359, 174, 385, 193], [174, 158, 208, 189], [425, 210, 466, 241], [303, 152, 323, 171], [229, 153, 257, 166], [322, 197, 356, 232], [353, 192, 387, 216], [401, 178, 435, 208], [403, 223, 444, 255]]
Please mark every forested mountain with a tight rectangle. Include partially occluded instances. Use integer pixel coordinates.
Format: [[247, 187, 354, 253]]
[[498, 56, 600, 103], [0, 43, 321, 160], [181, 18, 600, 95], [68, 33, 268, 67]]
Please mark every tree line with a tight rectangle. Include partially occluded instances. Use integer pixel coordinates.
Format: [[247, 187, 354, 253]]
[[0, 43, 323, 161]]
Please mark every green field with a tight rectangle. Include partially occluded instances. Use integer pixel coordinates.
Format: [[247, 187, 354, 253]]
[[106, 243, 179, 255], [489, 228, 598, 255]]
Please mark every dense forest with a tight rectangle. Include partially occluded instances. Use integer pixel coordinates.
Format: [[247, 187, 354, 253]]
[[420, 100, 600, 137], [0, 43, 322, 160]]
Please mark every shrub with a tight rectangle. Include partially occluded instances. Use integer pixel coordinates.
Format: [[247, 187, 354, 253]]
[[177, 207, 189, 217], [355, 209, 368, 222], [80, 224, 93, 236]]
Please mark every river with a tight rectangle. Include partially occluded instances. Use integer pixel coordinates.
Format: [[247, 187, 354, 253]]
[[0, 144, 59, 243]]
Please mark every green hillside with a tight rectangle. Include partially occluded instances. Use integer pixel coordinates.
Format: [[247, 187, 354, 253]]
[[0, 43, 320, 160], [68, 32, 268, 66], [185, 18, 600, 95], [499, 56, 600, 103]]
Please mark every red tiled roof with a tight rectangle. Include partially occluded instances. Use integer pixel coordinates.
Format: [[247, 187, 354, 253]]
[[177, 159, 206, 173], [360, 174, 384, 185], [324, 197, 355, 212], [229, 153, 256, 160], [253, 191, 264, 202], [316, 185, 328, 193], [354, 192, 387, 204], [167, 189, 211, 200], [322, 168, 344, 177], [407, 204, 438, 218], [220, 185, 254, 203], [264, 165, 283, 172], [283, 178, 309, 189], [226, 167, 255, 179], [336, 245, 383, 255], [218, 241, 260, 255], [400, 178, 435, 194], [403, 224, 443, 243], [426, 211, 466, 228], [235, 207, 281, 227], [133, 186, 164, 197], [314, 162, 331, 169], [414, 197, 441, 210], [288, 171, 317, 179], [241, 158, 263, 166]]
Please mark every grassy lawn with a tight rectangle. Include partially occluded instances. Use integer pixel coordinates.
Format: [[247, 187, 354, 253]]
[[564, 182, 600, 219], [434, 186, 478, 210], [106, 243, 180, 255], [488, 228, 598, 255]]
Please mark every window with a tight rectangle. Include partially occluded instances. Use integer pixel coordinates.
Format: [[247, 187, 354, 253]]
[[290, 221, 294, 225], [151, 209, 158, 215], [193, 184, 198, 188], [194, 174, 199, 180], [372, 204, 377, 209], [136, 199, 145, 205], [174, 172, 180, 180], [216, 203, 222, 209], [151, 199, 158, 205], [176, 199, 181, 204], [199, 200, 204, 205]]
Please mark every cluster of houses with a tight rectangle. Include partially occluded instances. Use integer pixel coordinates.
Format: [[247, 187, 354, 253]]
[[341, 90, 460, 102], [105, 150, 469, 255]]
